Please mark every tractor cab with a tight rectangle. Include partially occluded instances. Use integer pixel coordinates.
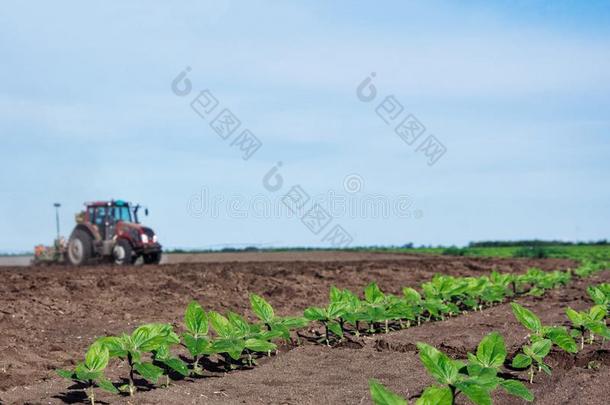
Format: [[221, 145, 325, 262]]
[[67, 199, 162, 266], [83, 200, 140, 240]]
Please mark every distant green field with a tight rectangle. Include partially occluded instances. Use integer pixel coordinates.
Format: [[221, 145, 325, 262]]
[[157, 243, 610, 264], [367, 245, 610, 262]]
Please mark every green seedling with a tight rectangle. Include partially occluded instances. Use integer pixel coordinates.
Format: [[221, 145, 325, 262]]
[[304, 300, 347, 345], [422, 275, 469, 304], [489, 271, 514, 294], [510, 303, 578, 353], [362, 282, 393, 333], [57, 341, 118, 405], [368, 379, 408, 405], [515, 268, 570, 296], [209, 311, 278, 368], [465, 332, 533, 402], [330, 286, 367, 335], [402, 287, 425, 325], [98, 323, 177, 396], [575, 261, 607, 278], [250, 293, 309, 342], [588, 284, 610, 312], [182, 301, 216, 375], [416, 342, 494, 405], [385, 294, 420, 330], [355, 283, 415, 333], [566, 305, 610, 348], [420, 276, 465, 319], [152, 344, 189, 386], [421, 298, 453, 321], [460, 277, 489, 311], [511, 339, 552, 384], [479, 284, 508, 307], [368, 333, 533, 405]]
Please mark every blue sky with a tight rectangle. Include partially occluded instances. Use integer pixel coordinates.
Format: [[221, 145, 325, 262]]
[[1, 1, 610, 252]]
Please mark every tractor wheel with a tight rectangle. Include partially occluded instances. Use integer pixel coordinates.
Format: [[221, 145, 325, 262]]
[[112, 239, 135, 266], [67, 230, 92, 266], [143, 252, 162, 265]]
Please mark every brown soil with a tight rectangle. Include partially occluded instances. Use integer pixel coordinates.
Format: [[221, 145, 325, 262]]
[[1, 252, 607, 404]]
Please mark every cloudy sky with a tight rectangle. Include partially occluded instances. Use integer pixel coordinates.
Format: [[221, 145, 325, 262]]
[[1, 1, 609, 252]]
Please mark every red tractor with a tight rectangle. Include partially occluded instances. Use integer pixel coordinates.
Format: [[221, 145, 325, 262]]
[[34, 200, 162, 266]]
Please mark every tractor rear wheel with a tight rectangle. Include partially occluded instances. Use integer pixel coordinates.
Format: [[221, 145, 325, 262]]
[[67, 230, 92, 266], [112, 239, 135, 266], [143, 252, 162, 265]]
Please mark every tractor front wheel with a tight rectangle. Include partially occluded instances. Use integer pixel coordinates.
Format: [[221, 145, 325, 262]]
[[67, 230, 92, 266], [143, 252, 162, 265], [112, 239, 135, 266]]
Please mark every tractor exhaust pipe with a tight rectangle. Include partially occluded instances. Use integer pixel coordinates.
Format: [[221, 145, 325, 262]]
[[54, 203, 61, 240]]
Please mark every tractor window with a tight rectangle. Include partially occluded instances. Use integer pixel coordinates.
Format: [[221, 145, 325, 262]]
[[113, 206, 132, 222], [94, 207, 107, 226]]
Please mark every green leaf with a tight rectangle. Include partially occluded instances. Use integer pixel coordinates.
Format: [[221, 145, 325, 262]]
[[161, 357, 189, 377], [250, 294, 275, 323], [466, 362, 497, 381], [511, 353, 532, 369], [468, 374, 500, 391], [278, 316, 309, 330], [208, 311, 233, 338], [585, 321, 610, 339], [74, 364, 99, 382], [455, 380, 492, 405], [416, 343, 459, 385], [304, 307, 327, 321], [185, 301, 208, 336], [366, 305, 387, 323], [499, 379, 534, 402], [475, 332, 506, 368], [96, 377, 119, 394], [416, 385, 452, 405], [402, 287, 422, 304], [565, 308, 583, 326], [329, 286, 343, 303], [545, 327, 578, 353], [212, 338, 245, 360], [327, 321, 344, 337], [530, 339, 552, 358], [182, 333, 213, 357], [368, 379, 408, 405], [244, 338, 276, 353], [84, 341, 109, 372], [154, 344, 171, 361], [589, 305, 607, 321], [97, 336, 128, 358], [56, 369, 76, 380], [133, 362, 164, 383], [149, 323, 180, 345], [227, 312, 251, 337], [511, 303, 542, 333], [327, 301, 347, 319], [132, 324, 172, 352], [365, 282, 385, 304], [588, 286, 607, 305]]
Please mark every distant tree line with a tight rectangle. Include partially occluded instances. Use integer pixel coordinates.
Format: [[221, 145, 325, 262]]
[[468, 240, 609, 248], [163, 240, 608, 255]]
